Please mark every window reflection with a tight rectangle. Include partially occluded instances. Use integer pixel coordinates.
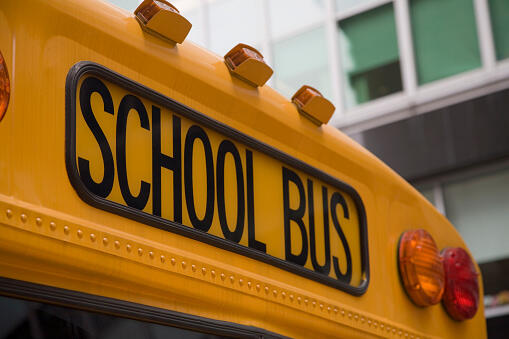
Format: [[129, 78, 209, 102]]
[[338, 4, 402, 108]]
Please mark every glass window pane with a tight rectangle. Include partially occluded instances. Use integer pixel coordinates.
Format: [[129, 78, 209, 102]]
[[410, 0, 481, 85], [0, 295, 228, 339], [336, 0, 378, 13], [338, 4, 402, 108], [488, 0, 509, 61], [104, 0, 140, 12], [444, 168, 509, 263], [268, 0, 325, 40], [208, 0, 264, 56], [273, 27, 331, 99]]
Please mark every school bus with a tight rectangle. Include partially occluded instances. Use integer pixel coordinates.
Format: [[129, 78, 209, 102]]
[[0, 0, 486, 338]]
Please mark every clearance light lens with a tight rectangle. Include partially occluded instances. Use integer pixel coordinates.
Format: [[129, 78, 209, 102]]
[[0, 50, 9, 122], [442, 247, 479, 321], [398, 229, 445, 307], [136, 0, 179, 25]]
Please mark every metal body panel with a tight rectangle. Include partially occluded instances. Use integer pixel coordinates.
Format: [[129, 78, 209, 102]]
[[0, 0, 486, 338]]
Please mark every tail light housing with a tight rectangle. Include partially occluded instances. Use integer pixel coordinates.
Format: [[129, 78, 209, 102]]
[[0, 50, 9, 121], [398, 229, 445, 306], [442, 247, 480, 320]]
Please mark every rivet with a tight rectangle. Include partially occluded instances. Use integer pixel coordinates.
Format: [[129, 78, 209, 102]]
[[304, 299, 308, 305], [398, 331, 402, 336], [238, 278, 243, 285], [404, 333, 408, 337], [49, 222, 56, 230], [138, 248, 143, 256], [256, 284, 260, 292], [410, 336, 414, 339], [289, 294, 294, 301], [348, 312, 352, 318], [103, 237, 108, 246], [272, 290, 277, 297], [171, 258, 176, 265], [181, 261, 186, 269], [36, 218, 42, 226], [392, 329, 396, 334], [220, 273, 225, 281], [77, 229, 83, 238], [373, 321, 378, 328], [334, 308, 338, 314], [264, 286, 269, 294], [229, 275, 234, 283], [126, 244, 132, 252], [319, 304, 323, 310], [63, 226, 70, 234], [160, 255, 165, 263], [20, 214, 27, 223], [297, 296, 302, 304], [211, 270, 216, 278], [6, 209, 13, 218], [386, 326, 391, 332], [312, 301, 316, 307], [247, 281, 252, 288], [281, 292, 286, 298], [368, 320, 372, 325], [341, 310, 345, 316], [114, 241, 120, 249], [149, 251, 154, 258], [354, 314, 359, 321], [90, 233, 96, 242], [361, 317, 365, 323], [380, 324, 384, 329], [201, 267, 206, 275], [327, 306, 331, 312], [191, 264, 196, 272]]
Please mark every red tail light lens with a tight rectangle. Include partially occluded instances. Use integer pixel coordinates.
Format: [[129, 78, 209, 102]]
[[442, 247, 479, 321], [0, 50, 10, 121]]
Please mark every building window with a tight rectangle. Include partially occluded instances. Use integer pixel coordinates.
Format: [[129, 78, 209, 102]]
[[336, 0, 379, 13], [338, 4, 402, 108], [269, 0, 325, 40], [208, 0, 264, 56], [273, 27, 331, 99], [443, 168, 509, 263], [409, 0, 481, 85], [488, 0, 509, 61]]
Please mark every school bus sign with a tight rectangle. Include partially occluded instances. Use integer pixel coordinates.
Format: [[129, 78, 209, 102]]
[[65, 62, 369, 294]]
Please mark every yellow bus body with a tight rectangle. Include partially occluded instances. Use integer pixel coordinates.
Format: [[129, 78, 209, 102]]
[[0, 0, 486, 338]]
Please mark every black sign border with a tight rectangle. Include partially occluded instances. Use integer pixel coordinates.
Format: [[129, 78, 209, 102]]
[[65, 61, 370, 296]]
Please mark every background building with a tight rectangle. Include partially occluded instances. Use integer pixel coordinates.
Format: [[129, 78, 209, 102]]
[[107, 0, 509, 336]]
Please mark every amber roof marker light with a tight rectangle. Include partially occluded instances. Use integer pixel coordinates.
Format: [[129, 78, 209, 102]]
[[398, 229, 445, 307], [0, 50, 10, 122], [135, 0, 192, 44], [292, 85, 335, 125], [224, 43, 273, 87]]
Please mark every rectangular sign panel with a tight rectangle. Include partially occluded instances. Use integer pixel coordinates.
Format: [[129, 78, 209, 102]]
[[65, 62, 369, 295]]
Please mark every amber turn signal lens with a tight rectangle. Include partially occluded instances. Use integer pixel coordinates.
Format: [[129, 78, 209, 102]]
[[136, 0, 179, 24], [398, 229, 445, 307], [442, 247, 479, 321], [0, 50, 9, 122]]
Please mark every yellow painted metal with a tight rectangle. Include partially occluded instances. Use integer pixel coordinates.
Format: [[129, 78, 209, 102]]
[[0, 0, 487, 338]]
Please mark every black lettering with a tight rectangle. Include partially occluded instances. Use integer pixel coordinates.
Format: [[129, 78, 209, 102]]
[[282, 167, 308, 266], [308, 182, 331, 275], [116, 94, 151, 210], [330, 192, 352, 284], [216, 140, 244, 243], [78, 77, 115, 198], [247, 150, 266, 252], [184, 125, 214, 232], [152, 108, 182, 223]]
